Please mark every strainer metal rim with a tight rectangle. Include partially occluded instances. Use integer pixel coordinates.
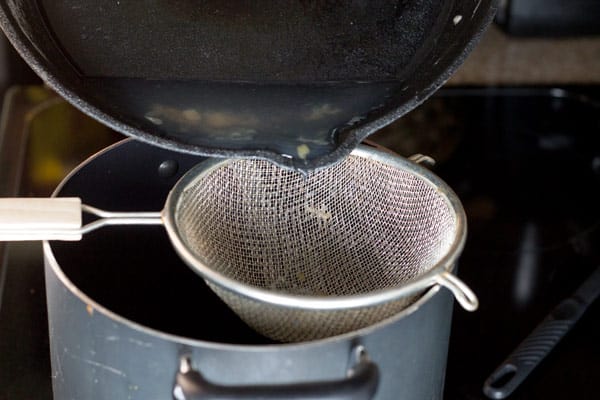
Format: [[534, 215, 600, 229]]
[[162, 145, 467, 311]]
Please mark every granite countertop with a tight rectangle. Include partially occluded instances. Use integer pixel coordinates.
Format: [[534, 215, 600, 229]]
[[448, 25, 600, 86]]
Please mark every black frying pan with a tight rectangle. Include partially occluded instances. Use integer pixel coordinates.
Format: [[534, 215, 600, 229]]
[[0, 1, 497, 170]]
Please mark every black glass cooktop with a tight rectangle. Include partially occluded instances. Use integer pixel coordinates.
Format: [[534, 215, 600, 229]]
[[0, 87, 599, 399]]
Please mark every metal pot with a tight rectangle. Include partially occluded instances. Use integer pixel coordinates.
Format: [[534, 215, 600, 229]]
[[43, 140, 463, 400]]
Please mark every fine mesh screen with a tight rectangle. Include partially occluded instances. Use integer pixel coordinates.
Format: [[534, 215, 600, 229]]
[[174, 154, 457, 341]]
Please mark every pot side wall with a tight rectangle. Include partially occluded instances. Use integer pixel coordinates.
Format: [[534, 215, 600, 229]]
[[45, 249, 454, 400]]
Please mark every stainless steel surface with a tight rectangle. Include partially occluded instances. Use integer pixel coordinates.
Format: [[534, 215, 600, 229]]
[[163, 146, 475, 342]]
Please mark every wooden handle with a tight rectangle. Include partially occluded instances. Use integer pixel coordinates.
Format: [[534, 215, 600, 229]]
[[0, 197, 83, 241]]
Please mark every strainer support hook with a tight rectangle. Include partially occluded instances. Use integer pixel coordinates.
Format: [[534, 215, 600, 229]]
[[435, 271, 479, 311]]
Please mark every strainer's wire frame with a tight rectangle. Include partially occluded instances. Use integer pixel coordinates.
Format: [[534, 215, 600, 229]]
[[162, 146, 477, 312]]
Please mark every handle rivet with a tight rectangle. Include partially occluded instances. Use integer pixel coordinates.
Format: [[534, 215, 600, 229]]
[[158, 160, 179, 178]]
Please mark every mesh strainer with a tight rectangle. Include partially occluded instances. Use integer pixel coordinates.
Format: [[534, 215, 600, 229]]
[[166, 146, 478, 342], [0, 146, 477, 342]]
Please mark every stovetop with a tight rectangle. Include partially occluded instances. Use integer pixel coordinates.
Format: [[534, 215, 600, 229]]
[[0, 86, 599, 399]]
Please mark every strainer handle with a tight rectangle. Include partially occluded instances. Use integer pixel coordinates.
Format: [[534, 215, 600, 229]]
[[435, 271, 479, 311], [174, 346, 379, 400], [0, 197, 162, 241], [0, 197, 83, 240]]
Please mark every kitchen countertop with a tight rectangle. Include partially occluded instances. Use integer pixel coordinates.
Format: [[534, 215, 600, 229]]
[[448, 25, 600, 85]]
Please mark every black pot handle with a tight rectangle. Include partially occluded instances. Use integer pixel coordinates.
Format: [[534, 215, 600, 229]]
[[173, 345, 379, 400]]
